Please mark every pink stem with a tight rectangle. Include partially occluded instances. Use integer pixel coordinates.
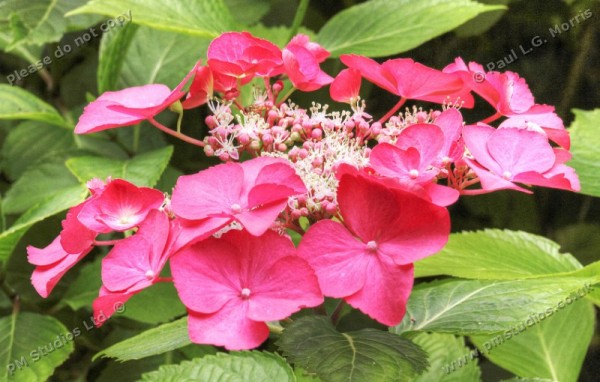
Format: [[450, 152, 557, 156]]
[[480, 111, 502, 125], [93, 239, 121, 246], [378, 97, 407, 124], [149, 118, 205, 147]]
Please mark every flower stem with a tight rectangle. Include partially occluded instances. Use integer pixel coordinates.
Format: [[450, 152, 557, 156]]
[[149, 118, 205, 147], [480, 111, 502, 125], [93, 239, 121, 246], [378, 97, 407, 124], [288, 0, 310, 42]]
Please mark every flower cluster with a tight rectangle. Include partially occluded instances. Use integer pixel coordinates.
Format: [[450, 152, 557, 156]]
[[29, 31, 579, 350]]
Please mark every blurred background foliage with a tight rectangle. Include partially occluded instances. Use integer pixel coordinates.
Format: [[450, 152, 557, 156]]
[[0, 0, 598, 380]]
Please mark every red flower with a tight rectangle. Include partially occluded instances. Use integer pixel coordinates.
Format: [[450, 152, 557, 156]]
[[298, 173, 450, 325]]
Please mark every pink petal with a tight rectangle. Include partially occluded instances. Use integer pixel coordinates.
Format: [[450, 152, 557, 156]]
[[288, 34, 330, 63], [464, 158, 531, 193], [298, 220, 370, 298], [30, 239, 91, 298], [487, 128, 555, 175], [421, 183, 460, 207], [462, 124, 503, 176], [187, 302, 269, 350], [170, 216, 232, 253], [396, 123, 445, 168], [78, 179, 164, 233], [381, 59, 471, 105], [75, 100, 147, 134], [369, 143, 422, 180], [236, 199, 288, 236], [171, 162, 244, 220], [92, 287, 133, 327], [60, 202, 97, 254], [338, 174, 450, 265], [341, 55, 397, 94], [171, 237, 241, 314], [345, 261, 413, 326], [28, 236, 68, 266], [101, 210, 170, 292], [433, 108, 464, 162], [248, 256, 323, 321], [182, 65, 213, 109], [330, 68, 362, 104]]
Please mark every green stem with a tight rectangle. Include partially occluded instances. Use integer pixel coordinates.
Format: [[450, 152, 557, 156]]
[[288, 0, 310, 42], [267, 322, 284, 335]]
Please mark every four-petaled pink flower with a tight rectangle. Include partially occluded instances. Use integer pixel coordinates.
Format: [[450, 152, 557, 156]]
[[462, 124, 580, 193], [298, 173, 450, 325], [93, 210, 177, 324], [444, 57, 569, 148], [283, 34, 333, 92], [207, 32, 284, 82], [171, 157, 306, 238], [77, 179, 165, 233], [341, 55, 474, 107], [172, 229, 323, 350]]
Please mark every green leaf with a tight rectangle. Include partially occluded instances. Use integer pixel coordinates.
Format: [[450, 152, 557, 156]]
[[66, 146, 173, 187], [3, 160, 80, 215], [278, 316, 428, 382], [140, 351, 295, 382], [316, 0, 505, 57], [568, 108, 600, 197], [0, 184, 87, 264], [0, 0, 89, 50], [471, 299, 594, 382], [97, 22, 139, 93], [0, 85, 66, 126], [415, 229, 581, 279], [117, 26, 210, 89], [0, 312, 74, 382], [0, 30, 42, 64], [408, 333, 481, 381], [454, 0, 511, 37], [392, 265, 599, 335], [500, 378, 555, 382], [1, 121, 75, 181], [67, 0, 237, 38], [224, 0, 270, 25], [119, 282, 187, 324], [62, 257, 102, 311], [95, 317, 192, 361]]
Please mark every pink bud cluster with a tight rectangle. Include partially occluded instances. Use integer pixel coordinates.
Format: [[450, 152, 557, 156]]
[[28, 30, 581, 351]]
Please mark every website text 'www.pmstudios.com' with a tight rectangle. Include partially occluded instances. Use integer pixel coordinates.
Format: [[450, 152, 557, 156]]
[[442, 282, 594, 375]]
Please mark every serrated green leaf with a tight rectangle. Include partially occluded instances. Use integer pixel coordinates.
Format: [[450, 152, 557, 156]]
[[119, 282, 186, 324], [0, 184, 87, 264], [392, 263, 600, 335], [471, 300, 594, 382], [62, 257, 102, 311], [0, 85, 65, 126], [500, 378, 555, 382], [67, 0, 237, 38], [97, 22, 139, 93], [316, 0, 505, 57], [1, 121, 76, 181], [568, 108, 600, 197], [66, 146, 173, 187], [95, 317, 191, 361], [0, 312, 74, 382], [117, 26, 210, 89], [415, 229, 582, 279], [140, 351, 295, 382], [3, 160, 80, 215], [278, 316, 428, 382], [409, 333, 481, 382]]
